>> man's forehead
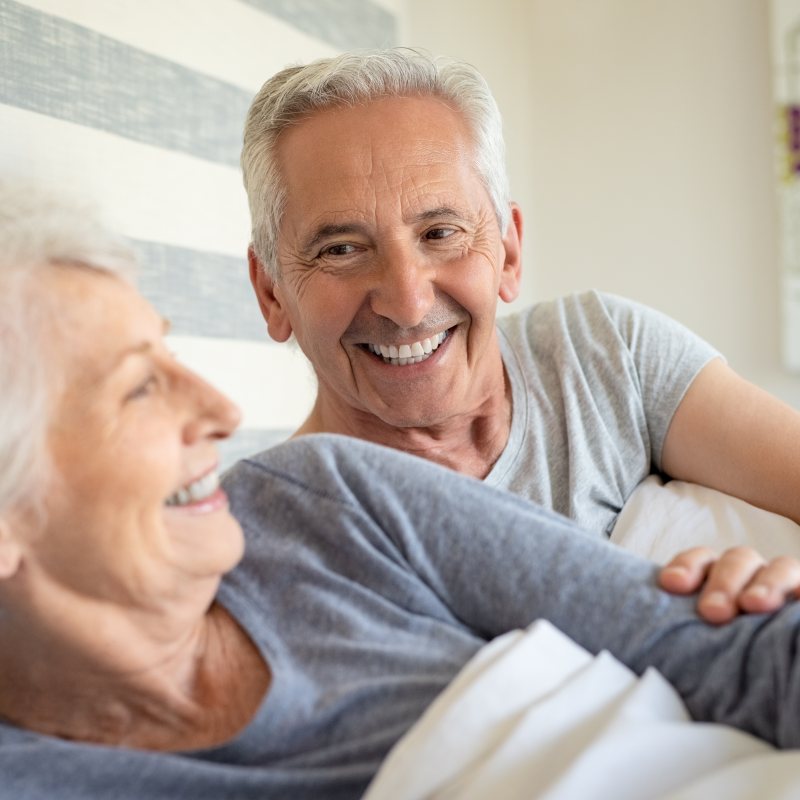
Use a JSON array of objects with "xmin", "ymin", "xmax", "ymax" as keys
[
  {"xmin": 277, "ymin": 96, "xmax": 475, "ymax": 174},
  {"xmin": 279, "ymin": 122, "xmax": 480, "ymax": 200},
  {"xmin": 295, "ymin": 93, "xmax": 467, "ymax": 132},
  {"xmin": 273, "ymin": 96, "xmax": 492, "ymax": 243}
]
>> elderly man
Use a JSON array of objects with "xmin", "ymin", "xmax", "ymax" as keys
[{"xmin": 241, "ymin": 49, "xmax": 800, "ymax": 616}]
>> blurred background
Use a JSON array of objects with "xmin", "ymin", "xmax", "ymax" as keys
[{"xmin": 1, "ymin": 0, "xmax": 798, "ymax": 462}]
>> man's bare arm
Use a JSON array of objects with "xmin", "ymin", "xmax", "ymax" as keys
[{"xmin": 662, "ymin": 357, "xmax": 800, "ymax": 524}]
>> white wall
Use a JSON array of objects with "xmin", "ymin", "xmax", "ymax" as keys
[{"xmin": 403, "ymin": 0, "xmax": 800, "ymax": 408}]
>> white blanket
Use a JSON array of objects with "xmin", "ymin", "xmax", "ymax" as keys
[{"xmin": 365, "ymin": 621, "xmax": 800, "ymax": 800}]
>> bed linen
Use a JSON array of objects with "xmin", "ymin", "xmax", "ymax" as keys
[
  {"xmin": 610, "ymin": 476, "xmax": 800, "ymax": 563},
  {"xmin": 364, "ymin": 621, "xmax": 800, "ymax": 799}
]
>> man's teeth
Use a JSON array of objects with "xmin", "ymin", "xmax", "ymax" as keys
[
  {"xmin": 164, "ymin": 471, "xmax": 219, "ymax": 507},
  {"xmin": 368, "ymin": 330, "xmax": 448, "ymax": 366}
]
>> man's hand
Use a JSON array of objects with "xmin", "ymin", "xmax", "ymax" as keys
[{"xmin": 659, "ymin": 546, "xmax": 800, "ymax": 624}]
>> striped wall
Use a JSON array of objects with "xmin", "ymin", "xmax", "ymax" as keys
[{"xmin": 0, "ymin": 0, "xmax": 400, "ymax": 467}]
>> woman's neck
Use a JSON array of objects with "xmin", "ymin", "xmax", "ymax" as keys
[{"xmin": 0, "ymin": 602, "xmax": 270, "ymax": 750}]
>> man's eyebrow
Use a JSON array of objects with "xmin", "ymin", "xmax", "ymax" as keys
[
  {"xmin": 299, "ymin": 208, "xmax": 468, "ymax": 254},
  {"xmin": 301, "ymin": 223, "xmax": 369, "ymax": 254},
  {"xmin": 411, "ymin": 206, "xmax": 469, "ymax": 224}
]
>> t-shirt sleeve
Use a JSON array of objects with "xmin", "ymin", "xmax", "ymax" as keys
[{"xmin": 595, "ymin": 292, "xmax": 721, "ymax": 472}]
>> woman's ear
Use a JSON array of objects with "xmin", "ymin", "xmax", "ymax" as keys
[
  {"xmin": 248, "ymin": 245, "xmax": 294, "ymax": 343},
  {"xmin": 0, "ymin": 519, "xmax": 22, "ymax": 580}
]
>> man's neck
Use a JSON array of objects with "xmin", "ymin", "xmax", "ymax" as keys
[{"xmin": 296, "ymin": 371, "xmax": 513, "ymax": 480}]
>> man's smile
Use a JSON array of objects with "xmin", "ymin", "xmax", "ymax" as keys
[{"xmin": 361, "ymin": 328, "xmax": 452, "ymax": 366}]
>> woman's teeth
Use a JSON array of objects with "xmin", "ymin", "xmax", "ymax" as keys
[
  {"xmin": 367, "ymin": 330, "xmax": 448, "ymax": 366},
  {"xmin": 164, "ymin": 471, "xmax": 219, "ymax": 507}
]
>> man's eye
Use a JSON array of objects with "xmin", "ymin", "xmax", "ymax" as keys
[
  {"xmin": 425, "ymin": 227, "xmax": 455, "ymax": 240},
  {"xmin": 321, "ymin": 243, "xmax": 357, "ymax": 257}
]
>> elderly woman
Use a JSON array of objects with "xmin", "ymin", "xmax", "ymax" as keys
[{"xmin": 3, "ymin": 179, "xmax": 800, "ymax": 799}]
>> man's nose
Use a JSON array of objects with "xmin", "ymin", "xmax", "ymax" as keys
[{"xmin": 368, "ymin": 245, "xmax": 435, "ymax": 329}]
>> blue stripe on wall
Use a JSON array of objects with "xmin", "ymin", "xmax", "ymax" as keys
[
  {"xmin": 0, "ymin": 0, "xmax": 251, "ymax": 166},
  {"xmin": 240, "ymin": 0, "xmax": 397, "ymax": 50},
  {"xmin": 220, "ymin": 428, "xmax": 291, "ymax": 470},
  {"xmin": 132, "ymin": 239, "xmax": 267, "ymax": 340}
]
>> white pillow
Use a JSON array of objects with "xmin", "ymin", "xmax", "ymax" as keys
[{"xmin": 611, "ymin": 477, "xmax": 800, "ymax": 564}]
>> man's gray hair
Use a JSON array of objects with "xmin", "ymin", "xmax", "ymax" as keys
[
  {"xmin": 0, "ymin": 177, "xmax": 136, "ymax": 520},
  {"xmin": 241, "ymin": 47, "xmax": 510, "ymax": 278}
]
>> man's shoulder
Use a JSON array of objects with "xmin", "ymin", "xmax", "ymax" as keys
[
  {"xmin": 497, "ymin": 290, "xmax": 631, "ymax": 350},
  {"xmin": 497, "ymin": 290, "xmax": 636, "ymax": 329}
]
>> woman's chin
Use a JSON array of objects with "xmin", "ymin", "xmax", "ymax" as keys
[{"xmin": 164, "ymin": 505, "xmax": 246, "ymax": 577}]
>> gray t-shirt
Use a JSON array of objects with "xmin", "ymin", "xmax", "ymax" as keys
[
  {"xmin": 492, "ymin": 291, "xmax": 719, "ymax": 534},
  {"xmin": 3, "ymin": 436, "xmax": 800, "ymax": 799}
]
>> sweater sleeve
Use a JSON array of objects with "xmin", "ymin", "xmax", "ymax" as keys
[{"xmin": 229, "ymin": 435, "xmax": 799, "ymax": 749}]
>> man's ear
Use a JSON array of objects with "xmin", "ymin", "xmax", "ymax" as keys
[
  {"xmin": 498, "ymin": 202, "xmax": 523, "ymax": 304},
  {"xmin": 0, "ymin": 519, "xmax": 22, "ymax": 580},
  {"xmin": 248, "ymin": 245, "xmax": 293, "ymax": 343}
]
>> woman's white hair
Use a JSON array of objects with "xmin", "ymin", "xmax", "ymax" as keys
[
  {"xmin": 241, "ymin": 47, "xmax": 510, "ymax": 279},
  {"xmin": 0, "ymin": 177, "xmax": 136, "ymax": 520}
]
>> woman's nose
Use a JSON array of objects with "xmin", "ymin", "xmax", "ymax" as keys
[{"xmin": 180, "ymin": 367, "xmax": 242, "ymax": 445}]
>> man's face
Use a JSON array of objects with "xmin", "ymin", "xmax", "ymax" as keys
[{"xmin": 255, "ymin": 94, "xmax": 521, "ymax": 429}]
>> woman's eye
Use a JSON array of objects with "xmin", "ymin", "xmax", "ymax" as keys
[{"xmin": 126, "ymin": 375, "xmax": 158, "ymax": 402}]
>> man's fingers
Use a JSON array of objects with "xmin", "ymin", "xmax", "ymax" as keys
[
  {"xmin": 738, "ymin": 556, "xmax": 800, "ymax": 613},
  {"xmin": 659, "ymin": 545, "xmax": 800, "ymax": 624},
  {"xmin": 658, "ymin": 546, "xmax": 718, "ymax": 594},
  {"xmin": 695, "ymin": 547, "xmax": 765, "ymax": 624}
]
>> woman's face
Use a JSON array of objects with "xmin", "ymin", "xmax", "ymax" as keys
[{"xmin": 22, "ymin": 266, "xmax": 244, "ymax": 608}]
